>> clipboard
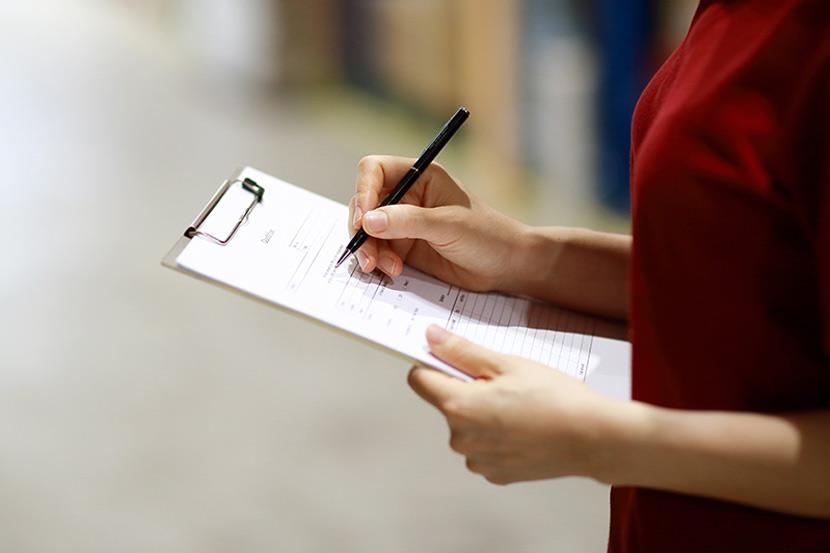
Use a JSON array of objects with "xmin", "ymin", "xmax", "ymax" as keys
[
  {"xmin": 162, "ymin": 167, "xmax": 476, "ymax": 382},
  {"xmin": 163, "ymin": 167, "xmax": 631, "ymax": 398}
]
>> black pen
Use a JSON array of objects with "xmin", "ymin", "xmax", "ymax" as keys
[{"xmin": 335, "ymin": 106, "xmax": 470, "ymax": 269}]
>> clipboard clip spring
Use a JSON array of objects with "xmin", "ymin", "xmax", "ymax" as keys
[{"xmin": 185, "ymin": 177, "xmax": 264, "ymax": 245}]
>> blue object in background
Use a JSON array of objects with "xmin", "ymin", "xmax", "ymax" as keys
[{"xmin": 594, "ymin": 0, "xmax": 653, "ymax": 212}]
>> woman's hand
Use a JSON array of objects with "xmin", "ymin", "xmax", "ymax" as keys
[
  {"xmin": 348, "ymin": 155, "xmax": 529, "ymax": 291},
  {"xmin": 411, "ymin": 326, "xmax": 830, "ymax": 518},
  {"xmin": 409, "ymin": 324, "xmax": 628, "ymax": 485}
]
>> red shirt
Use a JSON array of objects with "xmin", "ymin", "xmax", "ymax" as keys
[{"xmin": 611, "ymin": 1, "xmax": 830, "ymax": 551}]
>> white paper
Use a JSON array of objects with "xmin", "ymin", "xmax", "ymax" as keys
[{"xmin": 176, "ymin": 168, "xmax": 607, "ymax": 382}]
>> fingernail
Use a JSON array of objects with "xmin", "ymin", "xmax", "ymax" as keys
[
  {"xmin": 352, "ymin": 205, "xmax": 363, "ymax": 229},
  {"xmin": 356, "ymin": 250, "xmax": 369, "ymax": 271},
  {"xmin": 426, "ymin": 325, "xmax": 450, "ymax": 345},
  {"xmin": 363, "ymin": 211, "xmax": 388, "ymax": 233}
]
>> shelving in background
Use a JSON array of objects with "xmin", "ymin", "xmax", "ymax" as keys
[
  {"xmin": 109, "ymin": 0, "xmax": 699, "ymax": 217},
  {"xmin": 305, "ymin": 0, "xmax": 697, "ymax": 215}
]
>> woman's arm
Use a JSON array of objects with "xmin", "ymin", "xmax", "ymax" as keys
[
  {"xmin": 409, "ymin": 327, "xmax": 830, "ymax": 519},
  {"xmin": 598, "ymin": 402, "xmax": 830, "ymax": 518},
  {"xmin": 508, "ymin": 227, "xmax": 631, "ymax": 321}
]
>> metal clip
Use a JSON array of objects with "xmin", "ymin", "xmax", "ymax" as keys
[{"xmin": 185, "ymin": 177, "xmax": 264, "ymax": 245}]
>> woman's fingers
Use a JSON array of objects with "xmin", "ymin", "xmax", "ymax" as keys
[
  {"xmin": 362, "ymin": 204, "xmax": 463, "ymax": 245},
  {"xmin": 407, "ymin": 365, "xmax": 468, "ymax": 412},
  {"xmin": 355, "ymin": 237, "xmax": 379, "ymax": 272},
  {"xmin": 376, "ymin": 240, "xmax": 403, "ymax": 277},
  {"xmin": 425, "ymin": 325, "xmax": 507, "ymax": 379},
  {"xmin": 355, "ymin": 155, "xmax": 417, "ymax": 214},
  {"xmin": 347, "ymin": 194, "xmax": 359, "ymax": 233}
]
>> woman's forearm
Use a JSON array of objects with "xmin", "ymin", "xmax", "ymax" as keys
[
  {"xmin": 507, "ymin": 228, "xmax": 830, "ymax": 517},
  {"xmin": 508, "ymin": 226, "xmax": 631, "ymax": 321},
  {"xmin": 593, "ymin": 402, "xmax": 830, "ymax": 518}
]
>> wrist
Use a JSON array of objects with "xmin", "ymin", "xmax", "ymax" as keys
[
  {"xmin": 502, "ymin": 226, "xmax": 630, "ymax": 319},
  {"xmin": 503, "ymin": 225, "xmax": 568, "ymax": 297},
  {"xmin": 583, "ymin": 399, "xmax": 656, "ymax": 485}
]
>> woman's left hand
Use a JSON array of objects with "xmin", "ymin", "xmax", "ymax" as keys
[
  {"xmin": 409, "ymin": 325, "xmax": 623, "ymax": 485},
  {"xmin": 412, "ymin": 326, "xmax": 830, "ymax": 518}
]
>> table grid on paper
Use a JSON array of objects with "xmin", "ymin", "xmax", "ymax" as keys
[{"xmin": 445, "ymin": 290, "xmax": 595, "ymax": 379}]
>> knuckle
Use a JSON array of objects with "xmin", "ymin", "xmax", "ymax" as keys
[
  {"xmin": 449, "ymin": 432, "xmax": 470, "ymax": 454},
  {"xmin": 482, "ymin": 355, "xmax": 500, "ymax": 374},
  {"xmin": 443, "ymin": 399, "xmax": 476, "ymax": 427},
  {"xmin": 440, "ymin": 398, "xmax": 461, "ymax": 418},
  {"xmin": 485, "ymin": 474, "xmax": 510, "ymax": 486},
  {"xmin": 356, "ymin": 157, "xmax": 381, "ymax": 193},
  {"xmin": 392, "ymin": 205, "xmax": 418, "ymax": 230},
  {"xmin": 360, "ymin": 241, "xmax": 379, "ymax": 264},
  {"xmin": 465, "ymin": 457, "xmax": 481, "ymax": 473},
  {"xmin": 357, "ymin": 155, "xmax": 376, "ymax": 172},
  {"xmin": 445, "ymin": 336, "xmax": 473, "ymax": 361},
  {"xmin": 377, "ymin": 205, "xmax": 396, "ymax": 223},
  {"xmin": 397, "ymin": 203, "xmax": 418, "ymax": 216},
  {"xmin": 426, "ymin": 161, "xmax": 446, "ymax": 178},
  {"xmin": 441, "ymin": 397, "xmax": 471, "ymax": 421}
]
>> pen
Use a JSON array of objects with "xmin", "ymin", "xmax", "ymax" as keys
[{"xmin": 335, "ymin": 106, "xmax": 470, "ymax": 269}]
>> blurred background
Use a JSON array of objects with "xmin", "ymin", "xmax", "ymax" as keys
[{"xmin": 0, "ymin": 1, "xmax": 696, "ymax": 551}]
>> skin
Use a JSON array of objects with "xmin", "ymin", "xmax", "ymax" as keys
[{"xmin": 349, "ymin": 155, "xmax": 830, "ymax": 519}]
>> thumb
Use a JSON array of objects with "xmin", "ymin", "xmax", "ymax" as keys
[
  {"xmin": 425, "ymin": 325, "xmax": 505, "ymax": 379},
  {"xmin": 362, "ymin": 205, "xmax": 463, "ymax": 244},
  {"xmin": 407, "ymin": 365, "xmax": 467, "ymax": 412}
]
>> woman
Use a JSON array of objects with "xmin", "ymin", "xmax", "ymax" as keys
[{"xmin": 348, "ymin": 1, "xmax": 830, "ymax": 550}]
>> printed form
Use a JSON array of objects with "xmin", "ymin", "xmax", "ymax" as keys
[{"xmin": 175, "ymin": 168, "xmax": 604, "ymax": 382}]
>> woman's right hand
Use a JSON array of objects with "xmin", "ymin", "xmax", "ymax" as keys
[{"xmin": 347, "ymin": 155, "xmax": 530, "ymax": 292}]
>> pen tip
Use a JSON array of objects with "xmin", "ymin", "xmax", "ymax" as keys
[{"xmin": 335, "ymin": 249, "xmax": 350, "ymax": 268}]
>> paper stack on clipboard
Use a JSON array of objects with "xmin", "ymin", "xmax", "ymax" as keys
[{"xmin": 163, "ymin": 167, "xmax": 630, "ymax": 397}]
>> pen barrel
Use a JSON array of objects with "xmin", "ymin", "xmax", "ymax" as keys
[
  {"xmin": 346, "ymin": 107, "xmax": 468, "ymax": 258},
  {"xmin": 379, "ymin": 167, "xmax": 421, "ymax": 207},
  {"xmin": 346, "ymin": 229, "xmax": 368, "ymax": 252},
  {"xmin": 413, "ymin": 107, "xmax": 469, "ymax": 171}
]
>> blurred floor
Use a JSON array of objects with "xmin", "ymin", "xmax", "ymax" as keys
[{"xmin": 0, "ymin": 1, "xmax": 611, "ymax": 551}]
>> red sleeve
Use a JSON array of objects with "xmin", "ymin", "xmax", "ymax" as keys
[
  {"xmin": 788, "ymin": 37, "xmax": 830, "ymax": 361},
  {"xmin": 818, "ymin": 67, "xmax": 830, "ymax": 358}
]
